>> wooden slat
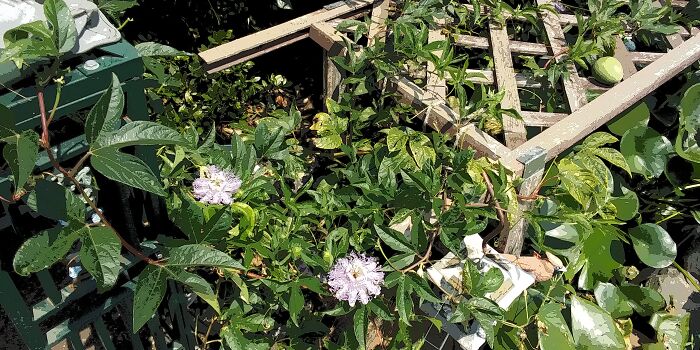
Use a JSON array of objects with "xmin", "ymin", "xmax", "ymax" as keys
[
  {"xmin": 489, "ymin": 23, "xmax": 527, "ymax": 147},
  {"xmin": 310, "ymin": 22, "xmax": 347, "ymax": 54},
  {"xmin": 459, "ymin": 69, "xmax": 545, "ymax": 88},
  {"xmin": 628, "ymin": 51, "xmax": 665, "ymax": 65},
  {"xmin": 613, "ymin": 36, "xmax": 639, "ymax": 79},
  {"xmin": 579, "ymin": 77, "xmax": 610, "ymax": 92},
  {"xmin": 311, "ymin": 22, "xmax": 348, "ymax": 102},
  {"xmin": 504, "ymin": 33, "xmax": 700, "ymax": 165},
  {"xmin": 455, "ymin": 34, "xmax": 549, "ymax": 55},
  {"xmin": 426, "ymin": 23, "xmax": 447, "ymax": 102},
  {"xmin": 367, "ymin": 0, "xmax": 393, "ymax": 46},
  {"xmin": 538, "ymin": 0, "xmax": 587, "ymax": 112},
  {"xmin": 520, "ymin": 111, "xmax": 568, "ymax": 126},
  {"xmin": 199, "ymin": 0, "xmax": 373, "ymax": 73}
]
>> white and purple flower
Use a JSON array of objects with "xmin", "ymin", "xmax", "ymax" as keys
[
  {"xmin": 192, "ymin": 165, "xmax": 242, "ymax": 205},
  {"xmin": 327, "ymin": 252, "xmax": 384, "ymax": 307}
]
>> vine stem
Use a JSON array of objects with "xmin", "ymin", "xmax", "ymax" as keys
[
  {"xmin": 480, "ymin": 171, "xmax": 508, "ymax": 248},
  {"xmin": 36, "ymin": 89, "xmax": 160, "ymax": 266},
  {"xmin": 400, "ymin": 172, "xmax": 450, "ymax": 273}
]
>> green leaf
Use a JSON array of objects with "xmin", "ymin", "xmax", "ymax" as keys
[
  {"xmin": 407, "ymin": 273, "xmax": 441, "ymax": 303},
  {"xmin": 571, "ymin": 295, "xmax": 626, "ymax": 350},
  {"xmin": 171, "ymin": 193, "xmax": 204, "ymax": 241},
  {"xmin": 230, "ymin": 133, "xmax": 257, "ymax": 181},
  {"xmin": 383, "ymin": 128, "xmax": 409, "ymax": 152},
  {"xmin": 676, "ymin": 83, "xmax": 700, "ymax": 162},
  {"xmin": 610, "ymin": 181, "xmax": 639, "ymax": 221},
  {"xmin": 132, "ymin": 265, "xmax": 167, "ymax": 332},
  {"xmin": 461, "ymin": 259, "xmax": 478, "ymax": 295},
  {"xmin": 607, "ymin": 102, "xmax": 650, "ymax": 136},
  {"xmin": 13, "ymin": 224, "xmax": 84, "ymax": 275},
  {"xmin": 85, "ymin": 74, "xmax": 124, "ymax": 145},
  {"xmin": 97, "ymin": 0, "xmax": 138, "ymax": 18},
  {"xmin": 618, "ymin": 285, "xmax": 665, "ymax": 316},
  {"xmin": 647, "ymin": 312, "xmax": 690, "ymax": 350},
  {"xmin": 374, "ymin": 225, "xmax": 414, "ymax": 253},
  {"xmin": 354, "ymin": 305, "xmax": 368, "ymax": 350},
  {"xmin": 467, "ymin": 297, "xmax": 504, "ymax": 347},
  {"xmin": 476, "ymin": 267, "xmax": 504, "ymax": 295},
  {"xmin": 557, "ymin": 158, "xmax": 598, "ymax": 208},
  {"xmin": 289, "ymin": 282, "xmax": 304, "ymax": 326},
  {"xmin": 1, "ymin": 21, "xmax": 57, "ymax": 65},
  {"xmin": 93, "ymin": 121, "xmax": 187, "ymax": 150},
  {"xmin": 134, "ymin": 42, "xmax": 188, "ymax": 57},
  {"xmin": 3, "ymin": 130, "xmax": 39, "ymax": 192},
  {"xmin": 582, "ymin": 132, "xmax": 618, "ymax": 149},
  {"xmin": 396, "ymin": 275, "xmax": 412, "ymax": 325},
  {"xmin": 253, "ymin": 122, "xmax": 286, "ymax": 157},
  {"xmin": 0, "ymin": 104, "xmax": 18, "ymax": 139},
  {"xmin": 44, "ymin": 0, "xmax": 77, "ymax": 54},
  {"xmin": 628, "ymin": 223, "xmax": 677, "ymax": 268},
  {"xmin": 166, "ymin": 244, "xmax": 244, "ymax": 269},
  {"xmin": 620, "ymin": 127, "xmax": 673, "ymax": 178},
  {"xmin": 200, "ymin": 207, "xmax": 232, "ymax": 244},
  {"xmin": 221, "ymin": 327, "xmax": 251, "ymax": 350},
  {"xmin": 408, "ymin": 132, "xmax": 436, "ymax": 168},
  {"xmin": 591, "ymin": 147, "xmax": 631, "ymax": 176},
  {"xmin": 593, "ymin": 282, "xmax": 634, "ymax": 318},
  {"xmin": 79, "ymin": 226, "xmax": 122, "ymax": 291},
  {"xmin": 91, "ymin": 147, "xmax": 166, "ymax": 196},
  {"xmin": 570, "ymin": 225, "xmax": 625, "ymax": 290},
  {"xmin": 26, "ymin": 179, "xmax": 84, "ymax": 221},
  {"xmin": 310, "ymin": 112, "xmax": 347, "ymax": 149},
  {"xmin": 167, "ymin": 267, "xmax": 220, "ymax": 314},
  {"xmin": 537, "ymin": 302, "xmax": 575, "ymax": 350},
  {"xmin": 230, "ymin": 202, "xmax": 256, "ymax": 239}
]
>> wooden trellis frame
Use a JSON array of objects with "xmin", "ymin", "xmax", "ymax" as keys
[{"xmin": 199, "ymin": 0, "xmax": 700, "ymax": 255}]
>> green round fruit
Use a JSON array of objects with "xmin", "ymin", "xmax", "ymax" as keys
[{"xmin": 592, "ymin": 56, "xmax": 624, "ymax": 85}]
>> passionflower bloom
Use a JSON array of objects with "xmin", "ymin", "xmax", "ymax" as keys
[
  {"xmin": 327, "ymin": 252, "xmax": 384, "ymax": 307},
  {"xmin": 192, "ymin": 165, "xmax": 242, "ymax": 205}
]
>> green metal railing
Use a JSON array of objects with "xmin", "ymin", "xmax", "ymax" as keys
[{"xmin": 0, "ymin": 39, "xmax": 196, "ymax": 350}]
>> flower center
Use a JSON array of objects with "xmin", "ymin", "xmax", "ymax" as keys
[{"xmin": 349, "ymin": 264, "xmax": 364, "ymax": 279}]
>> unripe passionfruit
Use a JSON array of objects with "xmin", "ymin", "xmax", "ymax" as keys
[{"xmin": 592, "ymin": 56, "xmax": 624, "ymax": 85}]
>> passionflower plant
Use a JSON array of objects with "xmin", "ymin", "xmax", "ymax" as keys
[
  {"xmin": 192, "ymin": 165, "xmax": 242, "ymax": 205},
  {"xmin": 327, "ymin": 252, "xmax": 384, "ymax": 307}
]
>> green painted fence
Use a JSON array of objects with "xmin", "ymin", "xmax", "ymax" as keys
[{"xmin": 0, "ymin": 40, "xmax": 197, "ymax": 350}]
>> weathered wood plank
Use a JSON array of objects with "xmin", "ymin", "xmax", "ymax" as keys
[
  {"xmin": 455, "ymin": 34, "xmax": 549, "ymax": 55},
  {"xmin": 311, "ymin": 22, "xmax": 348, "ymax": 103},
  {"xmin": 489, "ymin": 22, "xmax": 527, "ymax": 147},
  {"xmin": 367, "ymin": 0, "xmax": 393, "ymax": 46},
  {"xmin": 628, "ymin": 51, "xmax": 665, "ymax": 65},
  {"xmin": 502, "ymin": 147, "xmax": 546, "ymax": 255},
  {"xmin": 504, "ymin": 33, "xmax": 700, "ymax": 164},
  {"xmin": 426, "ymin": 23, "xmax": 448, "ymax": 103},
  {"xmin": 310, "ymin": 22, "xmax": 347, "ymax": 54},
  {"xmin": 520, "ymin": 111, "xmax": 568, "ymax": 126},
  {"xmin": 538, "ymin": 0, "xmax": 587, "ymax": 112},
  {"xmin": 199, "ymin": 0, "xmax": 373, "ymax": 73},
  {"xmin": 614, "ymin": 36, "xmax": 639, "ymax": 79},
  {"xmin": 449, "ymin": 69, "xmax": 545, "ymax": 88}
]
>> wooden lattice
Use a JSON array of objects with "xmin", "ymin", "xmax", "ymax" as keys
[{"xmin": 199, "ymin": 0, "xmax": 700, "ymax": 254}]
